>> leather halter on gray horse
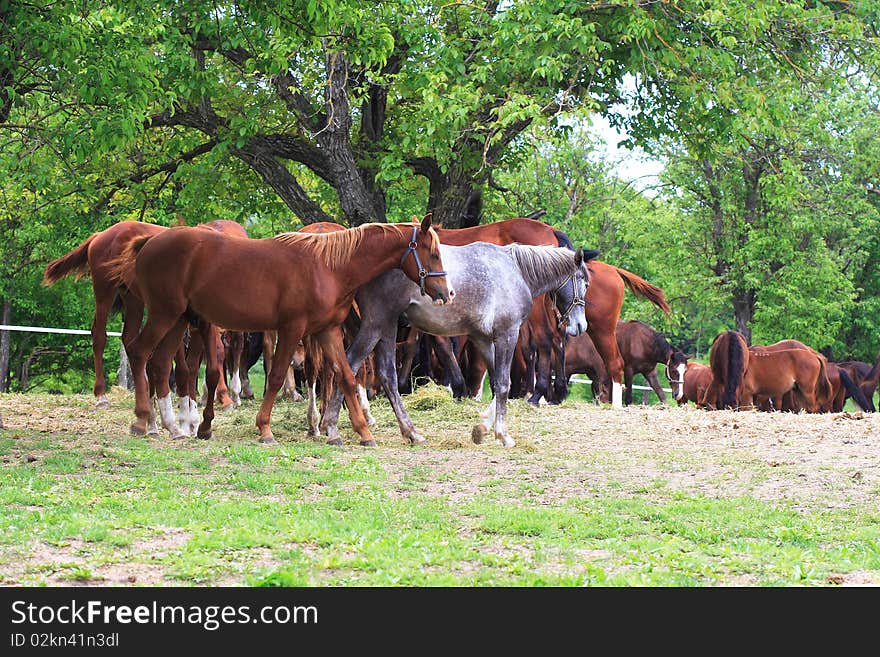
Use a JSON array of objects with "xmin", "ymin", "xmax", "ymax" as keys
[{"xmin": 318, "ymin": 242, "xmax": 599, "ymax": 447}]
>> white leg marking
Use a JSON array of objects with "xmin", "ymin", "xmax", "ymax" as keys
[
  {"xmin": 612, "ymin": 381, "xmax": 623, "ymax": 409},
  {"xmin": 358, "ymin": 384, "xmax": 376, "ymax": 426},
  {"xmin": 157, "ymin": 393, "xmax": 183, "ymax": 437},
  {"xmin": 473, "ymin": 372, "xmax": 487, "ymax": 401},
  {"xmin": 147, "ymin": 397, "xmax": 159, "ymax": 436},
  {"xmin": 481, "ymin": 395, "xmax": 497, "ymax": 432},
  {"xmin": 178, "ymin": 396, "xmax": 192, "ymax": 436},
  {"xmin": 230, "ymin": 368, "xmax": 242, "ymax": 407},
  {"xmin": 307, "ymin": 381, "xmax": 320, "ymax": 437},
  {"xmin": 95, "ymin": 394, "xmax": 110, "ymax": 409},
  {"xmin": 188, "ymin": 397, "xmax": 200, "ymax": 435},
  {"xmin": 676, "ymin": 364, "xmax": 685, "ymax": 401}
]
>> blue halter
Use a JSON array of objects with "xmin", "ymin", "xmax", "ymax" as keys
[{"xmin": 400, "ymin": 226, "xmax": 447, "ymax": 296}]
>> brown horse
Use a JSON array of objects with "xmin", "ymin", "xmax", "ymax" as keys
[
  {"xmin": 564, "ymin": 330, "xmax": 607, "ymax": 402},
  {"xmin": 835, "ymin": 353, "xmax": 880, "ymax": 412},
  {"xmin": 108, "ymin": 217, "xmax": 451, "ymax": 445},
  {"xmin": 42, "ymin": 220, "xmax": 247, "ymax": 423},
  {"xmin": 705, "ymin": 331, "xmax": 749, "ymax": 410},
  {"xmin": 668, "ymin": 362, "xmax": 713, "ymax": 407},
  {"xmin": 706, "ymin": 332, "xmax": 831, "ymax": 411},
  {"xmin": 435, "ymin": 219, "xmax": 671, "ymax": 408},
  {"xmin": 754, "ymin": 341, "xmax": 871, "ymax": 413},
  {"xmin": 616, "ymin": 319, "xmax": 685, "ymax": 405}
]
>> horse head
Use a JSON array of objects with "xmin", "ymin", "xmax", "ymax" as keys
[
  {"xmin": 553, "ymin": 247, "xmax": 599, "ymax": 337},
  {"xmin": 665, "ymin": 349, "xmax": 690, "ymax": 401},
  {"xmin": 400, "ymin": 214, "xmax": 455, "ymax": 306}
]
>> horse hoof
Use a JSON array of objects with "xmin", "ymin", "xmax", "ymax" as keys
[
  {"xmin": 307, "ymin": 428, "xmax": 320, "ymax": 438},
  {"xmin": 471, "ymin": 425, "xmax": 487, "ymax": 444},
  {"xmin": 258, "ymin": 436, "xmax": 277, "ymax": 445},
  {"xmin": 129, "ymin": 424, "xmax": 146, "ymax": 436},
  {"xmin": 95, "ymin": 398, "xmax": 111, "ymax": 410},
  {"xmin": 409, "ymin": 433, "xmax": 426, "ymax": 445},
  {"xmin": 359, "ymin": 439, "xmax": 377, "ymax": 447},
  {"xmin": 171, "ymin": 432, "xmax": 188, "ymax": 441},
  {"xmin": 197, "ymin": 429, "xmax": 213, "ymax": 440},
  {"xmin": 497, "ymin": 436, "xmax": 516, "ymax": 448},
  {"xmin": 326, "ymin": 437, "xmax": 343, "ymax": 446}
]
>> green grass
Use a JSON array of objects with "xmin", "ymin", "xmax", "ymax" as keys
[{"xmin": 1, "ymin": 388, "xmax": 879, "ymax": 586}]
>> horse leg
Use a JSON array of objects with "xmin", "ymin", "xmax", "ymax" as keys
[
  {"xmin": 589, "ymin": 327, "xmax": 625, "ymax": 409},
  {"xmin": 255, "ymin": 326, "xmax": 304, "ymax": 444},
  {"xmin": 150, "ymin": 320, "xmax": 190, "ymax": 440},
  {"xmin": 211, "ymin": 330, "xmax": 234, "ymax": 410},
  {"xmin": 396, "ymin": 327, "xmax": 421, "ymax": 393},
  {"xmin": 226, "ymin": 331, "xmax": 244, "ymax": 407},
  {"xmin": 528, "ymin": 333, "xmax": 553, "ymax": 406},
  {"xmin": 126, "ymin": 312, "xmax": 181, "ymax": 437},
  {"xmin": 551, "ymin": 339, "xmax": 568, "ymax": 404},
  {"xmin": 490, "ymin": 331, "xmax": 517, "ymax": 447},
  {"xmin": 432, "ymin": 335, "xmax": 467, "ymax": 399},
  {"xmin": 196, "ymin": 322, "xmax": 222, "ymax": 440},
  {"xmin": 172, "ymin": 341, "xmax": 197, "ymax": 437},
  {"xmin": 623, "ymin": 366, "xmax": 635, "ymax": 406},
  {"xmin": 90, "ymin": 283, "xmax": 114, "ymax": 409},
  {"xmin": 314, "ymin": 326, "xmax": 375, "ymax": 446},
  {"xmin": 646, "ymin": 368, "xmax": 667, "ymax": 405},
  {"xmin": 374, "ymin": 335, "xmax": 424, "ymax": 444},
  {"xmin": 355, "ymin": 364, "xmax": 376, "ymax": 427},
  {"xmin": 469, "ymin": 338, "xmax": 498, "ymax": 445},
  {"xmin": 304, "ymin": 339, "xmax": 322, "ymax": 437}
]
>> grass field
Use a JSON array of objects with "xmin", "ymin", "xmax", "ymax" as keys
[{"xmin": 2, "ymin": 384, "xmax": 879, "ymax": 586}]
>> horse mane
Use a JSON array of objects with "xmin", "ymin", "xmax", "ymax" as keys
[
  {"xmin": 552, "ymin": 229, "xmax": 575, "ymax": 250},
  {"xmin": 508, "ymin": 245, "xmax": 578, "ymax": 292},
  {"xmin": 650, "ymin": 329, "xmax": 672, "ymax": 361},
  {"xmin": 273, "ymin": 223, "xmax": 406, "ymax": 270}
]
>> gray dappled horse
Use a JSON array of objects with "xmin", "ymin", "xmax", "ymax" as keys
[{"xmin": 318, "ymin": 242, "xmax": 598, "ymax": 447}]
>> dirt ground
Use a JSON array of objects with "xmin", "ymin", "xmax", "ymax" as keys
[
  {"xmin": 2, "ymin": 387, "xmax": 879, "ymax": 585},
  {"xmin": 3, "ymin": 386, "xmax": 878, "ymax": 508}
]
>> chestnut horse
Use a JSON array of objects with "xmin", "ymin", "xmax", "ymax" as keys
[
  {"xmin": 42, "ymin": 220, "xmax": 247, "ymax": 424},
  {"xmin": 434, "ymin": 219, "xmax": 671, "ymax": 408},
  {"xmin": 108, "ymin": 217, "xmax": 451, "ymax": 445},
  {"xmin": 667, "ymin": 361, "xmax": 713, "ymax": 407},
  {"xmin": 706, "ymin": 331, "xmax": 831, "ymax": 411}
]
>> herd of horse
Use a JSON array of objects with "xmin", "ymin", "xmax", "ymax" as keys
[{"xmin": 41, "ymin": 207, "xmax": 878, "ymax": 448}]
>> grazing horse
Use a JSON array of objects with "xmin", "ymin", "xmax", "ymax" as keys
[
  {"xmin": 108, "ymin": 217, "xmax": 452, "ymax": 445},
  {"xmin": 706, "ymin": 332, "xmax": 831, "ymax": 411},
  {"xmin": 42, "ymin": 219, "xmax": 247, "ymax": 424},
  {"xmin": 666, "ymin": 360, "xmax": 713, "ymax": 407},
  {"xmin": 705, "ymin": 331, "xmax": 749, "ymax": 410},
  {"xmin": 835, "ymin": 353, "xmax": 880, "ymax": 412},
  {"xmin": 433, "ymin": 218, "xmax": 670, "ymax": 409},
  {"xmin": 320, "ymin": 242, "xmax": 596, "ymax": 447},
  {"xmin": 754, "ymin": 341, "xmax": 871, "ymax": 413}
]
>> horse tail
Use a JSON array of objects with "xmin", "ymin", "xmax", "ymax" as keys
[
  {"xmin": 815, "ymin": 356, "xmax": 833, "ymax": 409},
  {"xmin": 106, "ymin": 234, "xmax": 153, "ymax": 289},
  {"xmin": 613, "ymin": 266, "xmax": 671, "ymax": 314},
  {"xmin": 710, "ymin": 331, "xmax": 745, "ymax": 410},
  {"xmin": 839, "ymin": 369, "xmax": 873, "ymax": 412},
  {"xmin": 42, "ymin": 234, "xmax": 96, "ymax": 285}
]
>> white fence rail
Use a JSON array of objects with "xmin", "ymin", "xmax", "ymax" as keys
[
  {"xmin": 568, "ymin": 375, "xmax": 672, "ymax": 394},
  {"xmin": 0, "ymin": 324, "xmax": 121, "ymax": 337}
]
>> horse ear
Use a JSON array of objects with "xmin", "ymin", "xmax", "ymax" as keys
[
  {"xmin": 686, "ymin": 353, "xmax": 695, "ymax": 359},
  {"xmin": 420, "ymin": 213, "xmax": 433, "ymax": 233},
  {"xmin": 574, "ymin": 247, "xmax": 584, "ymax": 267}
]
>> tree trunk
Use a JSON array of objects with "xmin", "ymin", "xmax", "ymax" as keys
[
  {"xmin": 0, "ymin": 299, "xmax": 10, "ymax": 392},
  {"xmin": 117, "ymin": 342, "xmax": 134, "ymax": 391},
  {"xmin": 733, "ymin": 288, "xmax": 755, "ymax": 345}
]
